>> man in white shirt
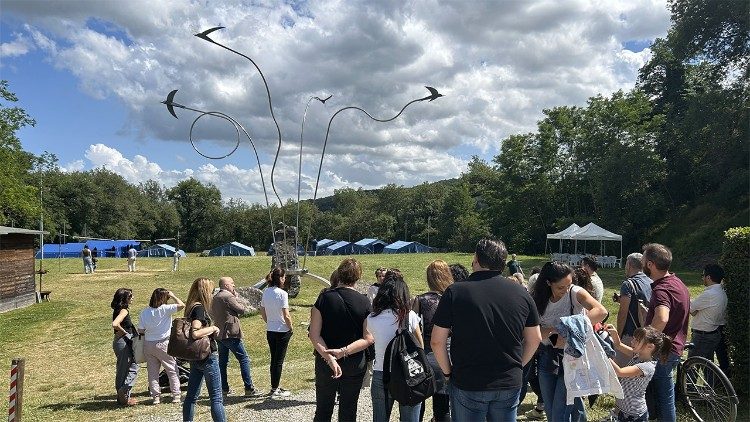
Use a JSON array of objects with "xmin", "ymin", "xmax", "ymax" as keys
[
  {"xmin": 689, "ymin": 264, "xmax": 728, "ymax": 371},
  {"xmin": 127, "ymin": 246, "xmax": 137, "ymax": 272}
]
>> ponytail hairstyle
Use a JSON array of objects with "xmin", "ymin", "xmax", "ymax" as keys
[
  {"xmin": 266, "ymin": 266, "xmax": 286, "ymax": 288},
  {"xmin": 532, "ymin": 261, "xmax": 574, "ymax": 316},
  {"xmin": 633, "ymin": 326, "xmax": 674, "ymax": 363}
]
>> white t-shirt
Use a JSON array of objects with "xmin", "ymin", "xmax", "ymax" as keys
[
  {"xmin": 128, "ymin": 248, "xmax": 137, "ymax": 259},
  {"xmin": 367, "ymin": 310, "xmax": 420, "ymax": 372},
  {"xmin": 261, "ymin": 286, "xmax": 290, "ymax": 333},
  {"xmin": 690, "ymin": 284, "xmax": 727, "ymax": 331},
  {"xmin": 590, "ymin": 273, "xmax": 604, "ymax": 302},
  {"xmin": 540, "ymin": 285, "xmax": 586, "ymax": 345},
  {"xmin": 138, "ymin": 304, "xmax": 180, "ymax": 341}
]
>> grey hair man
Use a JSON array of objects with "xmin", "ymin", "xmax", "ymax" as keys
[
  {"xmin": 612, "ymin": 253, "xmax": 653, "ymax": 365},
  {"xmin": 211, "ymin": 276, "xmax": 258, "ymax": 397}
]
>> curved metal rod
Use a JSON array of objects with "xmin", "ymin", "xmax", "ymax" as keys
[
  {"xmin": 302, "ymin": 87, "xmax": 443, "ymax": 261},
  {"xmin": 298, "ymin": 95, "xmax": 331, "ymax": 268},
  {"xmin": 195, "ymin": 27, "xmax": 285, "ymax": 210},
  {"xmin": 161, "ymin": 91, "xmax": 276, "ymax": 243}
]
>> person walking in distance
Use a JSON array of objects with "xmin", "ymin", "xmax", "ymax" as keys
[
  {"xmin": 211, "ymin": 277, "xmax": 258, "ymax": 398},
  {"xmin": 127, "ymin": 245, "xmax": 138, "ymax": 272},
  {"xmin": 432, "ymin": 238, "xmax": 542, "ymax": 421},
  {"xmin": 641, "ymin": 243, "xmax": 689, "ymax": 422},
  {"xmin": 82, "ymin": 245, "xmax": 94, "ymax": 273}
]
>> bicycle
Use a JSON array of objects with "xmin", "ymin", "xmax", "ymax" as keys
[{"xmin": 676, "ymin": 344, "xmax": 738, "ymax": 422}]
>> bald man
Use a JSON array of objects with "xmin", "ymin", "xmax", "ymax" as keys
[{"xmin": 211, "ymin": 277, "xmax": 258, "ymax": 397}]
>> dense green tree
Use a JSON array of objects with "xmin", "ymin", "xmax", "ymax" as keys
[
  {"xmin": 0, "ymin": 80, "xmax": 38, "ymax": 225},
  {"xmin": 167, "ymin": 178, "xmax": 222, "ymax": 252}
]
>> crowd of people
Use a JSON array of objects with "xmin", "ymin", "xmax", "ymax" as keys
[{"xmin": 108, "ymin": 238, "xmax": 729, "ymax": 422}]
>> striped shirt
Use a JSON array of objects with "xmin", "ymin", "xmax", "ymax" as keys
[{"xmin": 616, "ymin": 356, "xmax": 656, "ymax": 417}]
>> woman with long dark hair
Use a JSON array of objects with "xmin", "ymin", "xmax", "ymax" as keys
[
  {"xmin": 138, "ymin": 288, "xmax": 185, "ymax": 405},
  {"xmin": 532, "ymin": 261, "xmax": 608, "ymax": 422},
  {"xmin": 309, "ymin": 258, "xmax": 374, "ymax": 421},
  {"xmin": 366, "ymin": 269, "xmax": 423, "ymax": 422},
  {"xmin": 111, "ymin": 288, "xmax": 139, "ymax": 406},
  {"xmin": 260, "ymin": 266, "xmax": 293, "ymax": 397},
  {"xmin": 182, "ymin": 278, "xmax": 225, "ymax": 422}
]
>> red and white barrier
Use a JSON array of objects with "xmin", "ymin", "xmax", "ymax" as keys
[{"xmin": 8, "ymin": 358, "xmax": 24, "ymax": 422}]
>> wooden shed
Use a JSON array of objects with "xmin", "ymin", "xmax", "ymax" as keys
[{"xmin": 0, "ymin": 226, "xmax": 47, "ymax": 313}]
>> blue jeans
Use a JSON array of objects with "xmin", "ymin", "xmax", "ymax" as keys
[
  {"xmin": 217, "ymin": 337, "xmax": 254, "ymax": 391},
  {"xmin": 651, "ymin": 353, "xmax": 679, "ymax": 422},
  {"xmin": 371, "ymin": 370, "xmax": 420, "ymax": 422},
  {"xmin": 449, "ymin": 382, "xmax": 521, "ymax": 422},
  {"xmin": 538, "ymin": 346, "xmax": 585, "ymax": 422},
  {"xmin": 183, "ymin": 353, "xmax": 226, "ymax": 422}
]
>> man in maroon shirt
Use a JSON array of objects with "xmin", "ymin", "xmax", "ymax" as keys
[{"xmin": 642, "ymin": 243, "xmax": 689, "ymax": 422}]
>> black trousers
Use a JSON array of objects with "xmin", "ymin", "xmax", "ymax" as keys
[
  {"xmin": 520, "ymin": 352, "xmax": 543, "ymax": 405},
  {"xmin": 266, "ymin": 330, "xmax": 292, "ymax": 389},
  {"xmin": 313, "ymin": 354, "xmax": 365, "ymax": 422}
]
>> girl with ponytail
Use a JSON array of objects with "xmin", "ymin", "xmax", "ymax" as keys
[
  {"xmin": 606, "ymin": 325, "xmax": 672, "ymax": 421},
  {"xmin": 260, "ymin": 266, "xmax": 294, "ymax": 397}
]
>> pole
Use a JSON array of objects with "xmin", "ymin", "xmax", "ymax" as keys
[
  {"xmin": 9, "ymin": 358, "xmax": 25, "ymax": 422},
  {"xmin": 38, "ymin": 166, "xmax": 43, "ymax": 299}
]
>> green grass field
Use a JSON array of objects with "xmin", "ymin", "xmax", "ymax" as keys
[{"xmin": 0, "ymin": 254, "xmax": 724, "ymax": 421}]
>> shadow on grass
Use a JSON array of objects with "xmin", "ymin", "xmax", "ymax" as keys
[
  {"xmin": 245, "ymin": 397, "xmax": 316, "ymax": 411},
  {"xmin": 39, "ymin": 391, "xmax": 156, "ymax": 413}
]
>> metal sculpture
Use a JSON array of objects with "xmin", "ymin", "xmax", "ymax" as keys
[{"xmin": 162, "ymin": 26, "xmax": 443, "ymax": 297}]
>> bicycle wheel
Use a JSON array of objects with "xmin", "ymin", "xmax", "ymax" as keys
[{"xmin": 679, "ymin": 356, "xmax": 738, "ymax": 422}]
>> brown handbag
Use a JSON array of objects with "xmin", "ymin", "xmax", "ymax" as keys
[{"xmin": 167, "ymin": 304, "xmax": 212, "ymax": 361}]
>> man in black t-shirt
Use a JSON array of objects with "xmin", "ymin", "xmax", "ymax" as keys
[{"xmin": 431, "ymin": 238, "xmax": 541, "ymax": 421}]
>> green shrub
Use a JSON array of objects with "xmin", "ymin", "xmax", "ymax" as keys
[{"xmin": 720, "ymin": 227, "xmax": 749, "ymax": 395}]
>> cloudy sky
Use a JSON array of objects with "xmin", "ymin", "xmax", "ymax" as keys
[{"xmin": 1, "ymin": 0, "xmax": 670, "ymax": 205}]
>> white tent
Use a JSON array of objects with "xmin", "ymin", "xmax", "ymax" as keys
[
  {"xmin": 546, "ymin": 222, "xmax": 623, "ymax": 262},
  {"xmin": 545, "ymin": 223, "xmax": 581, "ymax": 253},
  {"xmin": 571, "ymin": 222, "xmax": 623, "ymax": 258}
]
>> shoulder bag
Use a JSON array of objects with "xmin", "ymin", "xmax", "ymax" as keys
[
  {"xmin": 167, "ymin": 303, "xmax": 212, "ymax": 361},
  {"xmin": 334, "ymin": 290, "xmax": 375, "ymax": 362},
  {"xmin": 131, "ymin": 333, "xmax": 146, "ymax": 364}
]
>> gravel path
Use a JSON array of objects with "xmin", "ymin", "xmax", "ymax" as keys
[{"xmin": 135, "ymin": 387, "xmax": 433, "ymax": 422}]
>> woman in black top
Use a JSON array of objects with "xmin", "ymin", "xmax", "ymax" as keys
[
  {"xmin": 111, "ymin": 288, "xmax": 139, "ymax": 406},
  {"xmin": 309, "ymin": 258, "xmax": 374, "ymax": 422},
  {"xmin": 413, "ymin": 260, "xmax": 453, "ymax": 422},
  {"xmin": 182, "ymin": 278, "xmax": 225, "ymax": 422}
]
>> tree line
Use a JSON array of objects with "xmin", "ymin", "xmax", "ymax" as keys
[{"xmin": 1, "ymin": 0, "xmax": 746, "ymax": 259}]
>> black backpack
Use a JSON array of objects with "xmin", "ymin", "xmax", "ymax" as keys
[{"xmin": 382, "ymin": 316, "xmax": 436, "ymax": 406}]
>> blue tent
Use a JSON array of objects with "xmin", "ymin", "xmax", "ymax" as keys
[
  {"xmin": 352, "ymin": 238, "xmax": 388, "ymax": 254},
  {"xmin": 85, "ymin": 240, "xmax": 141, "ymax": 258},
  {"xmin": 138, "ymin": 244, "xmax": 184, "ymax": 257},
  {"xmin": 208, "ymin": 241, "xmax": 256, "ymax": 257},
  {"xmin": 382, "ymin": 240, "xmax": 431, "ymax": 254},
  {"xmin": 325, "ymin": 241, "xmax": 355, "ymax": 255},
  {"xmin": 314, "ymin": 239, "xmax": 336, "ymax": 255},
  {"xmin": 35, "ymin": 242, "xmax": 86, "ymax": 258}
]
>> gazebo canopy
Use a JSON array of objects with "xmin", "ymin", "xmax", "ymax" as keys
[
  {"xmin": 546, "ymin": 223, "xmax": 581, "ymax": 240},
  {"xmin": 570, "ymin": 223, "xmax": 622, "ymax": 241}
]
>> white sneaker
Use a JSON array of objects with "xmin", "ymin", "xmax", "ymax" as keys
[{"xmin": 271, "ymin": 388, "xmax": 291, "ymax": 398}]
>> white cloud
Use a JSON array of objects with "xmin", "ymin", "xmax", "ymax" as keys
[
  {"xmin": 0, "ymin": 33, "xmax": 32, "ymax": 58},
  {"xmin": 2, "ymin": 0, "xmax": 672, "ymax": 203}
]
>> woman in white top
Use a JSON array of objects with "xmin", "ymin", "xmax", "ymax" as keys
[
  {"xmin": 531, "ymin": 261, "xmax": 607, "ymax": 422},
  {"xmin": 137, "ymin": 288, "xmax": 185, "ymax": 405},
  {"xmin": 365, "ymin": 269, "xmax": 422, "ymax": 422},
  {"xmin": 260, "ymin": 267, "xmax": 293, "ymax": 397}
]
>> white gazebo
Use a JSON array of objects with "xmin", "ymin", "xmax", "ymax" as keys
[{"xmin": 546, "ymin": 222, "xmax": 623, "ymax": 267}]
